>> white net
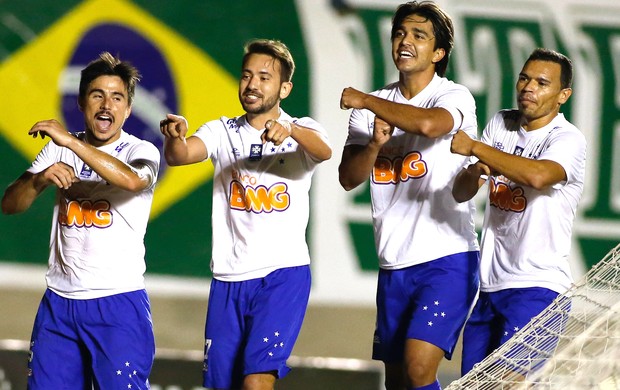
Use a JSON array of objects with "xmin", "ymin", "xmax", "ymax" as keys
[{"xmin": 446, "ymin": 243, "xmax": 620, "ymax": 390}]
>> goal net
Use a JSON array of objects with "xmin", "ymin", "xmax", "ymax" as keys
[{"xmin": 446, "ymin": 243, "xmax": 620, "ymax": 390}]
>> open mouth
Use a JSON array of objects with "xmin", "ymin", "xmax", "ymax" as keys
[
  {"xmin": 398, "ymin": 49, "xmax": 414, "ymax": 59},
  {"xmin": 96, "ymin": 113, "xmax": 113, "ymax": 131}
]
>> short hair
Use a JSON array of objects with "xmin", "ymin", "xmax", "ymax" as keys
[
  {"xmin": 391, "ymin": 1, "xmax": 455, "ymax": 77},
  {"xmin": 78, "ymin": 52, "xmax": 141, "ymax": 106},
  {"xmin": 242, "ymin": 39, "xmax": 295, "ymax": 83},
  {"xmin": 526, "ymin": 48, "xmax": 573, "ymax": 89}
]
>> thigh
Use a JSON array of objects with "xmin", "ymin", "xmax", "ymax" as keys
[
  {"xmin": 243, "ymin": 266, "xmax": 311, "ymax": 378},
  {"xmin": 203, "ymin": 278, "xmax": 247, "ymax": 389},
  {"xmin": 461, "ymin": 292, "xmax": 499, "ymax": 376},
  {"xmin": 494, "ymin": 287, "xmax": 559, "ymax": 345},
  {"xmin": 407, "ymin": 251, "xmax": 480, "ymax": 359},
  {"xmin": 28, "ymin": 290, "xmax": 91, "ymax": 390},
  {"xmin": 77, "ymin": 290, "xmax": 155, "ymax": 390},
  {"xmin": 372, "ymin": 268, "xmax": 412, "ymax": 363}
]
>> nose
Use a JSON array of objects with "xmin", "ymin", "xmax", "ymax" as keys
[{"xmin": 100, "ymin": 96, "xmax": 111, "ymax": 109}]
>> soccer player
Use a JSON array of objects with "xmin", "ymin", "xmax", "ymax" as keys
[
  {"xmin": 451, "ymin": 48, "xmax": 586, "ymax": 375},
  {"xmin": 1, "ymin": 52, "xmax": 160, "ymax": 389},
  {"xmin": 338, "ymin": 2, "xmax": 480, "ymax": 389},
  {"xmin": 159, "ymin": 39, "xmax": 331, "ymax": 390}
]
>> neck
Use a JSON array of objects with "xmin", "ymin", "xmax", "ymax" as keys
[{"xmin": 398, "ymin": 70, "xmax": 435, "ymax": 99}]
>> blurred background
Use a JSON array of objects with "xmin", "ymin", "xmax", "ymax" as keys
[{"xmin": 1, "ymin": 0, "xmax": 619, "ymax": 388}]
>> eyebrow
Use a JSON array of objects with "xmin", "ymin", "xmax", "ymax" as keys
[{"xmin": 89, "ymin": 88, "xmax": 126, "ymax": 97}]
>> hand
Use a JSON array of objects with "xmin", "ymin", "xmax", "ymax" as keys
[
  {"xmin": 262, "ymin": 119, "xmax": 292, "ymax": 146},
  {"xmin": 28, "ymin": 119, "xmax": 74, "ymax": 147},
  {"xmin": 371, "ymin": 116, "xmax": 394, "ymax": 147},
  {"xmin": 450, "ymin": 130, "xmax": 476, "ymax": 156},
  {"xmin": 38, "ymin": 162, "xmax": 79, "ymax": 190},
  {"xmin": 160, "ymin": 114, "xmax": 188, "ymax": 142},
  {"xmin": 340, "ymin": 87, "xmax": 367, "ymax": 110}
]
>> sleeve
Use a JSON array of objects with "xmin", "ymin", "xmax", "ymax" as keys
[
  {"xmin": 344, "ymin": 108, "xmax": 372, "ymax": 147},
  {"xmin": 127, "ymin": 141, "xmax": 161, "ymax": 189},
  {"xmin": 433, "ymin": 83, "xmax": 477, "ymax": 136},
  {"xmin": 538, "ymin": 128, "xmax": 587, "ymax": 187},
  {"xmin": 27, "ymin": 140, "xmax": 62, "ymax": 175},
  {"xmin": 290, "ymin": 116, "xmax": 330, "ymax": 166},
  {"xmin": 193, "ymin": 117, "xmax": 229, "ymax": 161}
]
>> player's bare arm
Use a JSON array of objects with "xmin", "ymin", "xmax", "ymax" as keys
[
  {"xmin": 160, "ymin": 113, "xmax": 208, "ymax": 166},
  {"xmin": 1, "ymin": 162, "xmax": 79, "ymax": 215},
  {"xmin": 30, "ymin": 119, "xmax": 152, "ymax": 193},
  {"xmin": 453, "ymin": 130, "xmax": 567, "ymax": 190},
  {"xmin": 339, "ymin": 116, "xmax": 393, "ymax": 191},
  {"xmin": 452, "ymin": 162, "xmax": 490, "ymax": 203},
  {"xmin": 340, "ymin": 86, "xmax": 454, "ymax": 138},
  {"xmin": 263, "ymin": 119, "xmax": 332, "ymax": 162}
]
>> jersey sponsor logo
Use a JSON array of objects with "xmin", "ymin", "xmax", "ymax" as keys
[
  {"xmin": 60, "ymin": 199, "xmax": 113, "ymax": 228},
  {"xmin": 372, "ymin": 151, "xmax": 428, "ymax": 184},
  {"xmin": 229, "ymin": 180, "xmax": 290, "ymax": 213},
  {"xmin": 489, "ymin": 177, "xmax": 527, "ymax": 213}
]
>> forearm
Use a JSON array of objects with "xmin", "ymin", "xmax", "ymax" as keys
[
  {"xmin": 470, "ymin": 141, "xmax": 560, "ymax": 190},
  {"xmin": 67, "ymin": 138, "xmax": 147, "ymax": 192},
  {"xmin": 1, "ymin": 173, "xmax": 45, "ymax": 214},
  {"xmin": 452, "ymin": 164, "xmax": 486, "ymax": 203},
  {"xmin": 363, "ymin": 95, "xmax": 453, "ymax": 138},
  {"xmin": 290, "ymin": 124, "xmax": 332, "ymax": 162},
  {"xmin": 338, "ymin": 143, "xmax": 381, "ymax": 191}
]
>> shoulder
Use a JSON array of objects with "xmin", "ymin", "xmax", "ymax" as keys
[
  {"xmin": 121, "ymin": 132, "xmax": 160, "ymax": 158},
  {"xmin": 551, "ymin": 115, "xmax": 587, "ymax": 145}
]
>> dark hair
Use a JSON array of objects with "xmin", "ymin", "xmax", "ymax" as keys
[
  {"xmin": 242, "ymin": 39, "xmax": 295, "ymax": 83},
  {"xmin": 391, "ymin": 1, "xmax": 454, "ymax": 77},
  {"xmin": 79, "ymin": 52, "xmax": 141, "ymax": 106},
  {"xmin": 526, "ymin": 48, "xmax": 573, "ymax": 89}
]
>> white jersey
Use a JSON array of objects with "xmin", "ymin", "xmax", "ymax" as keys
[
  {"xmin": 27, "ymin": 131, "xmax": 160, "ymax": 299},
  {"xmin": 345, "ymin": 74, "xmax": 480, "ymax": 269},
  {"xmin": 193, "ymin": 110, "xmax": 329, "ymax": 281},
  {"xmin": 478, "ymin": 110, "xmax": 586, "ymax": 294}
]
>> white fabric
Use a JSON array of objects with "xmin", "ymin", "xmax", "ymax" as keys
[
  {"xmin": 478, "ymin": 110, "xmax": 587, "ymax": 294},
  {"xmin": 193, "ymin": 110, "xmax": 329, "ymax": 281},
  {"xmin": 345, "ymin": 74, "xmax": 480, "ymax": 269},
  {"xmin": 28, "ymin": 131, "xmax": 160, "ymax": 299}
]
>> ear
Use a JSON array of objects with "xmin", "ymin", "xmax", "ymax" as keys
[
  {"xmin": 77, "ymin": 98, "xmax": 84, "ymax": 112},
  {"xmin": 279, "ymin": 81, "xmax": 293, "ymax": 100},
  {"xmin": 432, "ymin": 48, "xmax": 445, "ymax": 65},
  {"xmin": 558, "ymin": 88, "xmax": 572, "ymax": 105}
]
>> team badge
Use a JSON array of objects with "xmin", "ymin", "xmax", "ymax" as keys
[
  {"xmin": 249, "ymin": 144, "xmax": 263, "ymax": 161},
  {"xmin": 80, "ymin": 163, "xmax": 93, "ymax": 177},
  {"xmin": 514, "ymin": 146, "xmax": 524, "ymax": 156}
]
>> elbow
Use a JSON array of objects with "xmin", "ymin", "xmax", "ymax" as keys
[
  {"xmin": 2, "ymin": 197, "xmax": 20, "ymax": 215},
  {"xmin": 416, "ymin": 121, "xmax": 444, "ymax": 139},
  {"xmin": 164, "ymin": 154, "xmax": 183, "ymax": 167},
  {"xmin": 527, "ymin": 176, "xmax": 550, "ymax": 191},
  {"xmin": 452, "ymin": 191, "xmax": 470, "ymax": 204},
  {"xmin": 338, "ymin": 172, "xmax": 358, "ymax": 192},
  {"xmin": 319, "ymin": 148, "xmax": 333, "ymax": 162},
  {"xmin": 525, "ymin": 170, "xmax": 555, "ymax": 191}
]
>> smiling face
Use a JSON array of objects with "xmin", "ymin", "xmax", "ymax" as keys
[
  {"xmin": 391, "ymin": 14, "xmax": 444, "ymax": 77},
  {"xmin": 79, "ymin": 75, "xmax": 131, "ymax": 146},
  {"xmin": 238, "ymin": 53, "xmax": 291, "ymax": 118},
  {"xmin": 516, "ymin": 60, "xmax": 572, "ymax": 130}
]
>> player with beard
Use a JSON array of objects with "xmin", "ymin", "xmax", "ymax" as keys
[{"xmin": 159, "ymin": 39, "xmax": 331, "ymax": 390}]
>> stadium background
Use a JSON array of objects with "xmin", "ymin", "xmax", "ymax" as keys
[{"xmin": 1, "ymin": 0, "xmax": 619, "ymax": 387}]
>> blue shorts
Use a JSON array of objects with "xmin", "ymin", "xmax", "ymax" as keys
[
  {"xmin": 28, "ymin": 289, "xmax": 155, "ymax": 390},
  {"xmin": 372, "ymin": 251, "xmax": 479, "ymax": 363},
  {"xmin": 461, "ymin": 287, "xmax": 563, "ymax": 375},
  {"xmin": 203, "ymin": 266, "xmax": 311, "ymax": 389}
]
